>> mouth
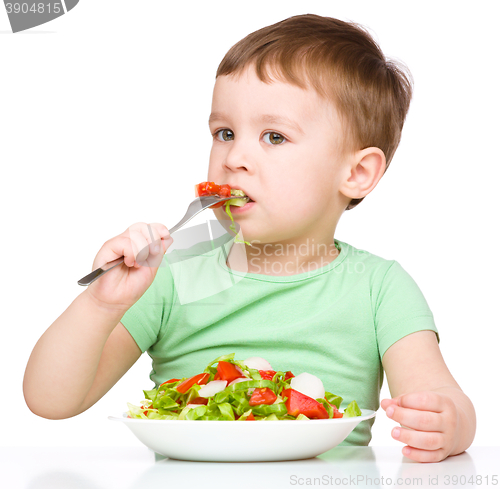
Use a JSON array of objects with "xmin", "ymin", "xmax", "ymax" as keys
[{"xmin": 229, "ymin": 185, "xmax": 255, "ymax": 203}]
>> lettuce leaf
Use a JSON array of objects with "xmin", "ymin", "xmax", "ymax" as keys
[
  {"xmin": 343, "ymin": 400, "xmax": 362, "ymax": 417},
  {"xmin": 325, "ymin": 392, "xmax": 343, "ymax": 409},
  {"xmin": 224, "ymin": 201, "xmax": 252, "ymax": 246}
]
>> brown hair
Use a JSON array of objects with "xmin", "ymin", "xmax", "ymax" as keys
[{"xmin": 216, "ymin": 14, "xmax": 413, "ymax": 210}]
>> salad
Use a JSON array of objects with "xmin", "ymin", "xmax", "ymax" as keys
[{"xmin": 127, "ymin": 353, "xmax": 362, "ymax": 421}]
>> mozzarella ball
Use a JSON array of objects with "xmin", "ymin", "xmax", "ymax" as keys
[
  {"xmin": 290, "ymin": 372, "xmax": 325, "ymax": 400},
  {"xmin": 243, "ymin": 357, "xmax": 272, "ymax": 371}
]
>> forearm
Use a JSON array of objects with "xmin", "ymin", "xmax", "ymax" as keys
[
  {"xmin": 23, "ymin": 290, "xmax": 125, "ymax": 420},
  {"xmin": 431, "ymin": 385, "xmax": 476, "ymax": 456}
]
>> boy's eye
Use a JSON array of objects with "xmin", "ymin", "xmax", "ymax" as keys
[
  {"xmin": 213, "ymin": 129, "xmax": 286, "ymax": 145},
  {"xmin": 263, "ymin": 132, "xmax": 286, "ymax": 145},
  {"xmin": 215, "ymin": 129, "xmax": 234, "ymax": 141}
]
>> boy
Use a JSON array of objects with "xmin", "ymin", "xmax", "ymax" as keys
[{"xmin": 23, "ymin": 14, "xmax": 475, "ymax": 462}]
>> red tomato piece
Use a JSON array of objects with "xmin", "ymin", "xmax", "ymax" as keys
[
  {"xmin": 219, "ymin": 184, "xmax": 231, "ymax": 198},
  {"xmin": 217, "ymin": 361, "xmax": 244, "ymax": 383},
  {"xmin": 176, "ymin": 373, "xmax": 210, "ymax": 394},
  {"xmin": 214, "ymin": 372, "xmax": 221, "ymax": 381},
  {"xmin": 332, "ymin": 404, "xmax": 343, "ymax": 418},
  {"xmin": 249, "ymin": 388, "xmax": 277, "ymax": 406},
  {"xmin": 160, "ymin": 378, "xmax": 180, "ymax": 387},
  {"xmin": 284, "ymin": 371, "xmax": 295, "ymax": 380},
  {"xmin": 194, "ymin": 181, "xmax": 233, "ymax": 209},
  {"xmin": 282, "ymin": 388, "xmax": 329, "ymax": 419},
  {"xmin": 140, "ymin": 405, "xmax": 152, "ymax": 416},
  {"xmin": 246, "ymin": 413, "xmax": 256, "ymax": 421},
  {"xmin": 324, "ymin": 397, "xmax": 344, "ymax": 418},
  {"xmin": 189, "ymin": 397, "xmax": 209, "ymax": 406},
  {"xmin": 258, "ymin": 370, "xmax": 277, "ymax": 381}
]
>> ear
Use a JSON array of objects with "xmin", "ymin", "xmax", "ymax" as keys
[{"xmin": 339, "ymin": 147, "xmax": 386, "ymax": 201}]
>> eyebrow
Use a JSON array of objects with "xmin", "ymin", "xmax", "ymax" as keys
[{"xmin": 208, "ymin": 112, "xmax": 304, "ymax": 135}]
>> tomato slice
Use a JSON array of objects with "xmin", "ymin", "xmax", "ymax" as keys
[
  {"xmin": 189, "ymin": 397, "xmax": 209, "ymax": 406},
  {"xmin": 282, "ymin": 388, "xmax": 329, "ymax": 419},
  {"xmin": 284, "ymin": 371, "xmax": 295, "ymax": 380},
  {"xmin": 194, "ymin": 181, "xmax": 232, "ymax": 208},
  {"xmin": 246, "ymin": 413, "xmax": 256, "ymax": 420},
  {"xmin": 258, "ymin": 370, "xmax": 277, "ymax": 381},
  {"xmin": 216, "ymin": 361, "xmax": 244, "ymax": 383},
  {"xmin": 160, "ymin": 378, "xmax": 180, "ymax": 387},
  {"xmin": 332, "ymin": 404, "xmax": 343, "ymax": 418},
  {"xmin": 249, "ymin": 387, "xmax": 277, "ymax": 406},
  {"xmin": 176, "ymin": 373, "xmax": 210, "ymax": 394}
]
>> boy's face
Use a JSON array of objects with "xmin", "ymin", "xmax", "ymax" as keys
[{"xmin": 208, "ymin": 65, "xmax": 351, "ymax": 245}]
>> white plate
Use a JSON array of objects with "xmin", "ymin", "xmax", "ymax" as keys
[{"xmin": 109, "ymin": 409, "xmax": 376, "ymax": 462}]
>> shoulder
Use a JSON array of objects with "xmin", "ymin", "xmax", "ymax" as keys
[
  {"xmin": 334, "ymin": 240, "xmax": 426, "ymax": 304},
  {"xmin": 335, "ymin": 238, "xmax": 397, "ymax": 278}
]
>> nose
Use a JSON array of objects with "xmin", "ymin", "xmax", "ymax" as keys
[{"xmin": 223, "ymin": 138, "xmax": 252, "ymax": 172}]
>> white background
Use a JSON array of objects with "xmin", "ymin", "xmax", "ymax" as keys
[{"xmin": 1, "ymin": 0, "xmax": 499, "ymax": 450}]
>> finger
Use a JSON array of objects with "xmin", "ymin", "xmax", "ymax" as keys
[
  {"xmin": 127, "ymin": 223, "xmax": 162, "ymax": 265},
  {"xmin": 398, "ymin": 391, "xmax": 446, "ymax": 413},
  {"xmin": 136, "ymin": 224, "xmax": 173, "ymax": 267},
  {"xmin": 127, "ymin": 228, "xmax": 152, "ymax": 266},
  {"xmin": 128, "ymin": 222, "xmax": 159, "ymax": 246},
  {"xmin": 381, "ymin": 398, "xmax": 399, "ymax": 411},
  {"xmin": 149, "ymin": 223, "xmax": 171, "ymax": 240},
  {"xmin": 160, "ymin": 235, "xmax": 174, "ymax": 254},
  {"xmin": 95, "ymin": 235, "xmax": 142, "ymax": 269},
  {"xmin": 386, "ymin": 405, "xmax": 442, "ymax": 432},
  {"xmin": 392, "ymin": 427, "xmax": 445, "ymax": 451},
  {"xmin": 401, "ymin": 445, "xmax": 447, "ymax": 463},
  {"xmin": 149, "ymin": 223, "xmax": 174, "ymax": 254}
]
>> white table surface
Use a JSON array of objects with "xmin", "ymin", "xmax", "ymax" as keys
[{"xmin": 2, "ymin": 446, "xmax": 499, "ymax": 489}]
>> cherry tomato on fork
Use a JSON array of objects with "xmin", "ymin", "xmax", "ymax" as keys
[{"xmin": 194, "ymin": 181, "xmax": 232, "ymax": 208}]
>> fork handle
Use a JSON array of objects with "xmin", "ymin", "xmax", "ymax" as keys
[
  {"xmin": 77, "ymin": 257, "xmax": 124, "ymax": 286},
  {"xmin": 77, "ymin": 195, "xmax": 246, "ymax": 286},
  {"xmin": 78, "ymin": 216, "xmax": 189, "ymax": 286}
]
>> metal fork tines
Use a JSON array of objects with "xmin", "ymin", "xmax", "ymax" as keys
[
  {"xmin": 169, "ymin": 195, "xmax": 247, "ymax": 234},
  {"xmin": 77, "ymin": 195, "xmax": 248, "ymax": 286}
]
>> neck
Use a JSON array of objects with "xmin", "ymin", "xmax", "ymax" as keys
[{"xmin": 226, "ymin": 235, "xmax": 340, "ymax": 276}]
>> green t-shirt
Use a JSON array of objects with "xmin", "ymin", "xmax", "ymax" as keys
[{"xmin": 120, "ymin": 234, "xmax": 438, "ymax": 446}]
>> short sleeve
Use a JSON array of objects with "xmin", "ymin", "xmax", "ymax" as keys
[
  {"xmin": 374, "ymin": 260, "xmax": 439, "ymax": 359},
  {"xmin": 119, "ymin": 258, "xmax": 174, "ymax": 353}
]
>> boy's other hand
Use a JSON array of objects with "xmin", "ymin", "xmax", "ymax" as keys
[
  {"xmin": 381, "ymin": 392, "xmax": 460, "ymax": 462},
  {"xmin": 382, "ymin": 331, "xmax": 475, "ymax": 463},
  {"xmin": 86, "ymin": 222, "xmax": 173, "ymax": 315}
]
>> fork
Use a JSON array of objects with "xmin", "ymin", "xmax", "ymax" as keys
[{"xmin": 77, "ymin": 195, "xmax": 248, "ymax": 286}]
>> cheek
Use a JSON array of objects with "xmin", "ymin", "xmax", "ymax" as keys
[
  {"xmin": 207, "ymin": 143, "xmax": 230, "ymax": 176},
  {"xmin": 207, "ymin": 150, "xmax": 219, "ymax": 180}
]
